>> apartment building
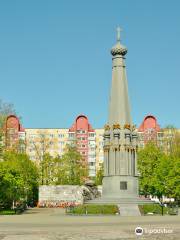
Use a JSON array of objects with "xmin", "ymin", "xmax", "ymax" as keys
[
  {"xmin": 3, "ymin": 114, "xmax": 178, "ymax": 177},
  {"xmin": 25, "ymin": 128, "xmax": 68, "ymax": 162},
  {"xmin": 25, "ymin": 115, "xmax": 103, "ymax": 177},
  {"xmin": 138, "ymin": 115, "xmax": 163, "ymax": 148},
  {"xmin": 4, "ymin": 115, "xmax": 25, "ymax": 152}
]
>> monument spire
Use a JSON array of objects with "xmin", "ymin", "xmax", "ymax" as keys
[
  {"xmin": 116, "ymin": 26, "xmax": 121, "ymax": 42},
  {"xmin": 108, "ymin": 27, "xmax": 132, "ymax": 126}
]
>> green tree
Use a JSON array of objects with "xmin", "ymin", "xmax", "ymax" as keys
[
  {"xmin": 0, "ymin": 152, "xmax": 39, "ymax": 208},
  {"xmin": 157, "ymin": 154, "xmax": 180, "ymax": 201},
  {"xmin": 138, "ymin": 140, "xmax": 180, "ymax": 202},
  {"xmin": 161, "ymin": 126, "xmax": 178, "ymax": 155},
  {"xmin": 29, "ymin": 131, "xmax": 52, "ymax": 185},
  {"xmin": 39, "ymin": 153, "xmax": 57, "ymax": 185},
  {"xmin": 165, "ymin": 131, "xmax": 180, "ymax": 201},
  {"xmin": 160, "ymin": 129, "xmax": 180, "ymax": 200},
  {"xmin": 0, "ymin": 160, "xmax": 25, "ymax": 208},
  {"xmin": 0, "ymin": 132, "xmax": 3, "ymax": 160},
  {"xmin": 56, "ymin": 145, "xmax": 88, "ymax": 185},
  {"xmin": 138, "ymin": 142, "xmax": 165, "ymax": 199},
  {"xmin": 95, "ymin": 163, "xmax": 104, "ymax": 185},
  {"xmin": 171, "ymin": 131, "xmax": 180, "ymax": 157}
]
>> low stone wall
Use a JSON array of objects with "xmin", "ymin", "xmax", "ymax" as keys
[
  {"xmin": 38, "ymin": 184, "xmax": 102, "ymax": 208},
  {"xmin": 38, "ymin": 185, "xmax": 84, "ymax": 208}
]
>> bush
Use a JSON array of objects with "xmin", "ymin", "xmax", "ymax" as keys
[{"xmin": 67, "ymin": 204, "xmax": 119, "ymax": 215}]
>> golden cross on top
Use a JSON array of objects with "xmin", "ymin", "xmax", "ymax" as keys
[{"xmin": 117, "ymin": 26, "xmax": 122, "ymax": 42}]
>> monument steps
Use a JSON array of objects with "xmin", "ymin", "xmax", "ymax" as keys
[{"xmin": 118, "ymin": 204, "xmax": 141, "ymax": 216}]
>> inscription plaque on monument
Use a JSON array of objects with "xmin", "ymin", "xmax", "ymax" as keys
[{"xmin": 120, "ymin": 182, "xmax": 127, "ymax": 190}]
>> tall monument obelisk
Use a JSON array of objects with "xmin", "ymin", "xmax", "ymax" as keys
[{"xmin": 102, "ymin": 27, "xmax": 139, "ymax": 199}]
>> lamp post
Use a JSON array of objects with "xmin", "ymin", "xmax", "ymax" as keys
[
  {"xmin": 159, "ymin": 198, "xmax": 164, "ymax": 216},
  {"xmin": 12, "ymin": 186, "xmax": 18, "ymax": 210}
]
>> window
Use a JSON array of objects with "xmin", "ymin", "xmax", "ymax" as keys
[
  {"xmin": 40, "ymin": 134, "xmax": 45, "ymax": 138},
  {"xmin": 89, "ymin": 133, "xmax": 95, "ymax": 137},
  {"xmin": 77, "ymin": 130, "xmax": 86, "ymax": 134},
  {"xmin": 90, "ymin": 147, "xmax": 95, "ymax": 151},
  {"xmin": 157, "ymin": 133, "xmax": 163, "ymax": 138},
  {"xmin": 78, "ymin": 137, "xmax": 86, "ymax": 140},
  {"xmin": 30, "ymin": 134, "xmax": 36, "ymax": 139},
  {"xmin": 89, "ymin": 162, "xmax": 94, "ymax": 166},
  {"xmin": 69, "ymin": 133, "xmax": 75, "ymax": 138},
  {"xmin": 59, "ymin": 134, "xmax": 64, "ymax": 138}
]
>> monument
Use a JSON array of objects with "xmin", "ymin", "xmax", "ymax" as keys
[
  {"xmin": 102, "ymin": 27, "xmax": 139, "ymax": 199},
  {"xmin": 88, "ymin": 28, "xmax": 152, "ymax": 215}
]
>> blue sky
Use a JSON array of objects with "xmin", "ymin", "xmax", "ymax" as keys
[{"xmin": 0, "ymin": 0, "xmax": 179, "ymax": 128}]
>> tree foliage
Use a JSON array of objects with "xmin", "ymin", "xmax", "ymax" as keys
[
  {"xmin": 138, "ymin": 140, "xmax": 180, "ymax": 201},
  {"xmin": 55, "ymin": 145, "xmax": 88, "ymax": 185},
  {"xmin": 95, "ymin": 163, "xmax": 104, "ymax": 185},
  {"xmin": 39, "ymin": 153, "xmax": 58, "ymax": 185},
  {"xmin": 0, "ymin": 152, "xmax": 39, "ymax": 208},
  {"xmin": 37, "ymin": 144, "xmax": 88, "ymax": 186}
]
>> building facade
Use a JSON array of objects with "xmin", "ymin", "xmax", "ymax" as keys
[
  {"xmin": 25, "ymin": 115, "xmax": 103, "ymax": 177},
  {"xmin": 68, "ymin": 115, "xmax": 96, "ymax": 176},
  {"xmin": 25, "ymin": 128, "xmax": 69, "ymax": 162},
  {"xmin": 3, "ymin": 115, "xmax": 25, "ymax": 152},
  {"xmin": 3, "ymin": 114, "xmax": 178, "ymax": 177},
  {"xmin": 138, "ymin": 115, "xmax": 164, "ymax": 149}
]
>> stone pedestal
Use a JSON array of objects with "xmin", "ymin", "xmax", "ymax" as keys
[{"xmin": 102, "ymin": 176, "xmax": 139, "ymax": 199}]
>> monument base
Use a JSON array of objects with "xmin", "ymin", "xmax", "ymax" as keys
[
  {"xmin": 86, "ymin": 176, "xmax": 154, "ymax": 216},
  {"xmin": 102, "ymin": 175, "xmax": 139, "ymax": 199}
]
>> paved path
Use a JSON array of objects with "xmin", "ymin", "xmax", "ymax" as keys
[{"xmin": 0, "ymin": 208, "xmax": 179, "ymax": 239}]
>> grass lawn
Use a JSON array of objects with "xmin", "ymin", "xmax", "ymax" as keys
[
  {"xmin": 67, "ymin": 204, "xmax": 178, "ymax": 215},
  {"xmin": 139, "ymin": 204, "xmax": 178, "ymax": 215},
  {"xmin": 0, "ymin": 209, "xmax": 16, "ymax": 215},
  {"xmin": 67, "ymin": 204, "xmax": 119, "ymax": 215}
]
